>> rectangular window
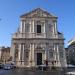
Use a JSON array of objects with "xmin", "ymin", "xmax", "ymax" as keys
[{"xmin": 37, "ymin": 25, "xmax": 41, "ymax": 33}]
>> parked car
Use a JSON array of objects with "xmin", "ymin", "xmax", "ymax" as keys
[
  {"xmin": 0, "ymin": 63, "xmax": 4, "ymax": 69},
  {"xmin": 3, "ymin": 64, "xmax": 11, "ymax": 70},
  {"xmin": 3, "ymin": 63, "xmax": 16, "ymax": 70},
  {"xmin": 67, "ymin": 64, "xmax": 75, "ymax": 68},
  {"xmin": 65, "ymin": 71, "xmax": 75, "ymax": 75}
]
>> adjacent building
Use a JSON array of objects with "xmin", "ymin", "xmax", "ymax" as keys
[
  {"xmin": 65, "ymin": 48, "xmax": 69, "ymax": 64},
  {"xmin": 0, "ymin": 47, "xmax": 10, "ymax": 64},
  {"xmin": 66, "ymin": 37, "xmax": 75, "ymax": 64},
  {"xmin": 11, "ymin": 8, "xmax": 67, "ymax": 68}
]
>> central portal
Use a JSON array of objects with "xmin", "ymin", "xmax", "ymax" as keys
[{"xmin": 37, "ymin": 53, "xmax": 42, "ymax": 65}]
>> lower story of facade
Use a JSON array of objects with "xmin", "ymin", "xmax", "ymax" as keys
[{"xmin": 10, "ymin": 38, "xmax": 67, "ymax": 68}]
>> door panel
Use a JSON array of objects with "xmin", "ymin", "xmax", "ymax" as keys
[{"xmin": 37, "ymin": 53, "xmax": 42, "ymax": 65}]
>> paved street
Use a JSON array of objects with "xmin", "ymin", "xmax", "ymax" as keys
[{"xmin": 0, "ymin": 69, "xmax": 65, "ymax": 75}]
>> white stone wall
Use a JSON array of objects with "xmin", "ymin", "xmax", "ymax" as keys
[
  {"xmin": 11, "ymin": 8, "xmax": 67, "ymax": 68},
  {"xmin": 18, "ymin": 17, "xmax": 58, "ymax": 39}
]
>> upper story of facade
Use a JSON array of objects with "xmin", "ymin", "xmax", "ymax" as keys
[{"xmin": 12, "ymin": 8, "xmax": 63, "ymax": 39}]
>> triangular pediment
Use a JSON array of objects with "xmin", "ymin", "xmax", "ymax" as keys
[{"xmin": 20, "ymin": 8, "xmax": 57, "ymax": 18}]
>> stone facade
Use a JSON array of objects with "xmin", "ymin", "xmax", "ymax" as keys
[
  {"xmin": 66, "ymin": 37, "xmax": 75, "ymax": 64},
  {"xmin": 11, "ymin": 8, "xmax": 67, "ymax": 68},
  {"xmin": 0, "ymin": 47, "xmax": 10, "ymax": 64}
]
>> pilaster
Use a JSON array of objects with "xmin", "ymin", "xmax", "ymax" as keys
[
  {"xmin": 53, "ymin": 21, "xmax": 58, "ymax": 37},
  {"xmin": 32, "ymin": 20, "xmax": 34, "ymax": 33},
  {"xmin": 29, "ymin": 43, "xmax": 32, "ymax": 66},
  {"xmin": 18, "ymin": 44, "xmax": 21, "ymax": 61},
  {"xmin": 20, "ymin": 21, "xmax": 23, "ymax": 33},
  {"xmin": 46, "ymin": 43, "xmax": 49, "ymax": 60},
  {"xmin": 44, "ymin": 21, "xmax": 45, "ymax": 33},
  {"xmin": 54, "ymin": 21, "xmax": 57, "ymax": 34},
  {"xmin": 56, "ymin": 44, "xmax": 61, "ymax": 67},
  {"xmin": 32, "ymin": 43, "xmax": 35, "ymax": 66},
  {"xmin": 24, "ymin": 21, "xmax": 26, "ymax": 33},
  {"xmin": 22, "ymin": 44, "xmax": 25, "ymax": 66}
]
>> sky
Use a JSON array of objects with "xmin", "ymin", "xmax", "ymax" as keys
[{"xmin": 0, "ymin": 0, "xmax": 75, "ymax": 47}]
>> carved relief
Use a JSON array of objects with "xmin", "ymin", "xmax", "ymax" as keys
[{"xmin": 20, "ymin": 8, "xmax": 57, "ymax": 18}]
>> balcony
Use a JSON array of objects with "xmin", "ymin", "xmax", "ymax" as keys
[
  {"xmin": 12, "ymin": 33, "xmax": 47, "ymax": 38},
  {"xmin": 12, "ymin": 32, "xmax": 64, "ymax": 39}
]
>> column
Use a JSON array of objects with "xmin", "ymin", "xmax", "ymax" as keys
[
  {"xmin": 46, "ymin": 43, "xmax": 48, "ymax": 60},
  {"xmin": 13, "ymin": 43, "xmax": 18, "ymax": 66},
  {"xmin": 29, "ymin": 21, "xmax": 31, "ymax": 33},
  {"xmin": 56, "ymin": 44, "xmax": 61, "ymax": 67},
  {"xmin": 32, "ymin": 43, "xmax": 35, "ymax": 66},
  {"xmin": 54, "ymin": 21, "xmax": 58, "ymax": 37},
  {"xmin": 13, "ymin": 44, "xmax": 16, "ymax": 63},
  {"xmin": 43, "ymin": 21, "xmax": 45, "ymax": 33},
  {"xmin": 45, "ymin": 43, "xmax": 49, "ymax": 66},
  {"xmin": 32, "ymin": 20, "xmax": 35, "ymax": 38},
  {"xmin": 54, "ymin": 44, "xmax": 56, "ymax": 61},
  {"xmin": 53, "ymin": 24, "xmax": 55, "ymax": 35},
  {"xmin": 42, "ymin": 43, "xmax": 47, "ymax": 64},
  {"xmin": 44, "ymin": 21, "xmax": 46, "ymax": 37},
  {"xmin": 33, "ymin": 20, "xmax": 34, "ymax": 33},
  {"xmin": 18, "ymin": 44, "xmax": 21, "ymax": 61},
  {"xmin": 29, "ymin": 44, "xmax": 32, "ymax": 66},
  {"xmin": 21, "ymin": 44, "xmax": 23, "ymax": 65},
  {"xmin": 44, "ymin": 44, "xmax": 46, "ymax": 60},
  {"xmin": 20, "ymin": 21, "xmax": 23, "ymax": 33},
  {"xmin": 53, "ymin": 44, "xmax": 57, "ymax": 67},
  {"xmin": 19, "ymin": 44, "xmax": 22, "ymax": 65},
  {"xmin": 22, "ymin": 44, "xmax": 25, "ymax": 66},
  {"xmin": 55, "ymin": 21, "xmax": 57, "ymax": 33},
  {"xmin": 18, "ymin": 44, "xmax": 21, "ymax": 65},
  {"xmin": 24, "ymin": 21, "xmax": 25, "ymax": 33}
]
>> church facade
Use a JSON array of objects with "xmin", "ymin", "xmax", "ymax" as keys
[{"xmin": 11, "ymin": 8, "xmax": 67, "ymax": 68}]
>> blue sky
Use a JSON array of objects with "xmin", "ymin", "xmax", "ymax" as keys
[{"xmin": 0, "ymin": 0, "xmax": 75, "ymax": 47}]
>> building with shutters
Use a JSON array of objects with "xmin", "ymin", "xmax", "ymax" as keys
[{"xmin": 10, "ymin": 8, "xmax": 67, "ymax": 68}]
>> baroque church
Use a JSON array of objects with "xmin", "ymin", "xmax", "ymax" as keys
[{"xmin": 10, "ymin": 8, "xmax": 67, "ymax": 68}]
